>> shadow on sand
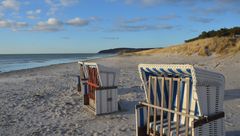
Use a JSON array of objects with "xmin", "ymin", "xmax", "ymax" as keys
[
  {"xmin": 226, "ymin": 130, "xmax": 240, "ymax": 136},
  {"xmin": 118, "ymin": 86, "xmax": 145, "ymax": 114},
  {"xmin": 224, "ymin": 89, "xmax": 240, "ymax": 101}
]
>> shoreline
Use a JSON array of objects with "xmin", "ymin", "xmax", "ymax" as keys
[{"xmin": 0, "ymin": 54, "xmax": 116, "ymax": 76}]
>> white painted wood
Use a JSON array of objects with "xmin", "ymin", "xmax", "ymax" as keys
[
  {"xmin": 94, "ymin": 89, "xmax": 118, "ymax": 114},
  {"xmin": 107, "ymin": 89, "xmax": 111, "ymax": 113},
  {"xmin": 100, "ymin": 90, "xmax": 107, "ymax": 114},
  {"xmin": 93, "ymin": 88, "xmax": 118, "ymax": 115},
  {"xmin": 113, "ymin": 89, "xmax": 118, "ymax": 112},
  {"xmin": 95, "ymin": 90, "xmax": 101, "ymax": 115}
]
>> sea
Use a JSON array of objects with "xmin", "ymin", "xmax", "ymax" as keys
[{"xmin": 0, "ymin": 53, "xmax": 113, "ymax": 73}]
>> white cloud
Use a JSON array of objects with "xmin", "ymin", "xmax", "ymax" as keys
[
  {"xmin": 26, "ymin": 9, "xmax": 42, "ymax": 19},
  {"xmin": 0, "ymin": 16, "xmax": 93, "ymax": 32},
  {"xmin": 45, "ymin": 0, "xmax": 80, "ymax": 15},
  {"xmin": 111, "ymin": 16, "xmax": 174, "ymax": 32},
  {"xmin": 36, "ymin": 9, "xmax": 41, "ymax": 13},
  {"xmin": 11, "ymin": 21, "xmax": 28, "ymax": 31},
  {"xmin": 33, "ymin": 18, "xmax": 63, "ymax": 32},
  {"xmin": 48, "ymin": 18, "xmax": 61, "ymax": 25},
  {"xmin": 105, "ymin": 0, "xmax": 118, "ymax": 2},
  {"xmin": 141, "ymin": 0, "xmax": 161, "ymax": 5},
  {"xmin": 103, "ymin": 36, "xmax": 119, "ymax": 40},
  {"xmin": 122, "ymin": 17, "xmax": 147, "ymax": 23},
  {"xmin": 60, "ymin": 0, "xmax": 79, "ymax": 6},
  {"xmin": 1, "ymin": 0, "xmax": 20, "ymax": 10},
  {"xmin": 0, "ymin": 19, "xmax": 28, "ymax": 31},
  {"xmin": 105, "ymin": 0, "xmax": 161, "ymax": 5},
  {"xmin": 124, "ymin": 0, "xmax": 135, "ymax": 4},
  {"xmin": 45, "ymin": 0, "xmax": 58, "ymax": 15},
  {"xmin": 14, "ymin": 22, "xmax": 28, "ymax": 27},
  {"xmin": 158, "ymin": 14, "xmax": 179, "ymax": 20},
  {"xmin": 189, "ymin": 16, "xmax": 214, "ymax": 23},
  {"xmin": 112, "ymin": 23, "xmax": 173, "ymax": 32},
  {"xmin": 89, "ymin": 16, "xmax": 101, "ymax": 21},
  {"xmin": 0, "ymin": 20, "xmax": 11, "ymax": 27},
  {"xmin": 66, "ymin": 17, "xmax": 89, "ymax": 26},
  {"xmin": 26, "ymin": 9, "xmax": 41, "ymax": 15}
]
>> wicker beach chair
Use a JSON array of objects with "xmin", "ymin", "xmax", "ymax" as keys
[
  {"xmin": 135, "ymin": 64, "xmax": 225, "ymax": 136},
  {"xmin": 78, "ymin": 62, "xmax": 120, "ymax": 115}
]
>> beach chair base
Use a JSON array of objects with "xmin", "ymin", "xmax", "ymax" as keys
[
  {"xmin": 83, "ymin": 94, "xmax": 89, "ymax": 105},
  {"xmin": 137, "ymin": 126, "xmax": 147, "ymax": 136},
  {"xmin": 84, "ymin": 105, "xmax": 97, "ymax": 115},
  {"xmin": 83, "ymin": 87, "xmax": 118, "ymax": 115}
]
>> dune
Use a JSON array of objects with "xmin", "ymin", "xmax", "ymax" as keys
[{"xmin": 129, "ymin": 36, "xmax": 240, "ymax": 56}]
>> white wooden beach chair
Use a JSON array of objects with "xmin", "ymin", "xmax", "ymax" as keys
[
  {"xmin": 78, "ymin": 62, "xmax": 120, "ymax": 115},
  {"xmin": 135, "ymin": 64, "xmax": 225, "ymax": 136}
]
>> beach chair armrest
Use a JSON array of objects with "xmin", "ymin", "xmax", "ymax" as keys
[
  {"xmin": 87, "ymin": 81, "xmax": 99, "ymax": 88},
  {"xmin": 193, "ymin": 112, "xmax": 225, "ymax": 128}
]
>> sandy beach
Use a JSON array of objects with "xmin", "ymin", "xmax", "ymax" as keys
[{"xmin": 1, "ymin": 53, "xmax": 240, "ymax": 136}]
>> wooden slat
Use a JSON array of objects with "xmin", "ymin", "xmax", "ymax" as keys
[
  {"xmin": 147, "ymin": 76, "xmax": 151, "ymax": 135},
  {"xmin": 176, "ymin": 78, "xmax": 181, "ymax": 136},
  {"xmin": 185, "ymin": 78, "xmax": 190, "ymax": 135},
  {"xmin": 107, "ymin": 72, "xmax": 109, "ymax": 86},
  {"xmin": 135, "ymin": 107, "xmax": 139, "ymax": 136},
  {"xmin": 139, "ymin": 102, "xmax": 198, "ymax": 119},
  {"xmin": 91, "ymin": 67, "xmax": 94, "ymax": 98},
  {"xmin": 153, "ymin": 77, "xmax": 157, "ymax": 136},
  {"xmin": 95, "ymin": 90, "xmax": 100, "ymax": 114},
  {"xmin": 79, "ymin": 64, "xmax": 84, "ymax": 79},
  {"xmin": 87, "ymin": 67, "xmax": 100, "ymax": 100},
  {"xmin": 88, "ymin": 67, "xmax": 92, "ymax": 98},
  {"xmin": 167, "ymin": 78, "xmax": 173, "ymax": 136},
  {"xmin": 160, "ymin": 77, "xmax": 164, "ymax": 136}
]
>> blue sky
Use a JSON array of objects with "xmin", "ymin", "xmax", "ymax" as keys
[{"xmin": 0, "ymin": 0, "xmax": 239, "ymax": 54}]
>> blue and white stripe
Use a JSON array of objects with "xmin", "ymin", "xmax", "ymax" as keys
[
  {"xmin": 140, "ymin": 67, "xmax": 192, "ymax": 79},
  {"xmin": 136, "ymin": 106, "xmax": 148, "ymax": 127}
]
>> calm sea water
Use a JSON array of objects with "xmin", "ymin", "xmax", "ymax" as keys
[{"xmin": 0, "ymin": 53, "xmax": 113, "ymax": 73}]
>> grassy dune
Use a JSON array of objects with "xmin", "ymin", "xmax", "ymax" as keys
[{"xmin": 129, "ymin": 36, "xmax": 240, "ymax": 56}]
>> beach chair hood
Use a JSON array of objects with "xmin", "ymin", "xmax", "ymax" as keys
[{"xmin": 78, "ymin": 62, "xmax": 120, "ymax": 87}]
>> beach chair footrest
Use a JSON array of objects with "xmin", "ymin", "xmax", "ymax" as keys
[{"xmin": 149, "ymin": 120, "xmax": 192, "ymax": 136}]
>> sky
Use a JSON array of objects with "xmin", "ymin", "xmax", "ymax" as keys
[{"xmin": 0, "ymin": 0, "xmax": 239, "ymax": 54}]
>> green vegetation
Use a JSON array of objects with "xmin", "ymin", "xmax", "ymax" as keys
[
  {"xmin": 98, "ymin": 48, "xmax": 154, "ymax": 54},
  {"xmin": 185, "ymin": 27, "xmax": 240, "ymax": 42}
]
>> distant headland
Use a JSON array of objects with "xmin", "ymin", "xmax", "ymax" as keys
[{"xmin": 98, "ymin": 48, "xmax": 155, "ymax": 54}]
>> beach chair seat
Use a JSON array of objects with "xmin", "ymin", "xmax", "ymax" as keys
[
  {"xmin": 150, "ymin": 120, "xmax": 191, "ymax": 136},
  {"xmin": 78, "ymin": 62, "xmax": 120, "ymax": 115},
  {"xmin": 135, "ymin": 64, "xmax": 225, "ymax": 136}
]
